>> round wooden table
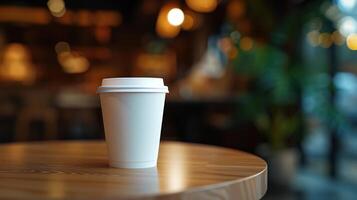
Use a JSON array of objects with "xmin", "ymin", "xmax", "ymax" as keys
[{"xmin": 0, "ymin": 141, "xmax": 267, "ymax": 200}]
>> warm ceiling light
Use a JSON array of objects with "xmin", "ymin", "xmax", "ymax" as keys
[
  {"xmin": 186, "ymin": 0, "xmax": 217, "ymax": 13},
  {"xmin": 167, "ymin": 8, "xmax": 184, "ymax": 26},
  {"xmin": 346, "ymin": 33, "xmax": 357, "ymax": 50},
  {"xmin": 156, "ymin": 4, "xmax": 181, "ymax": 38}
]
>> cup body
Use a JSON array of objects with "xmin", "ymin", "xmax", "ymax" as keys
[{"xmin": 98, "ymin": 78, "xmax": 168, "ymax": 168}]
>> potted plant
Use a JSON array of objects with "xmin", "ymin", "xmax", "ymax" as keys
[{"xmin": 231, "ymin": 41, "xmax": 304, "ymax": 187}]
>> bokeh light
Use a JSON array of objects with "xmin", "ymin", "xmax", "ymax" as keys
[
  {"xmin": 156, "ymin": 4, "xmax": 181, "ymax": 38},
  {"xmin": 346, "ymin": 33, "xmax": 357, "ymax": 50},
  {"xmin": 218, "ymin": 37, "xmax": 233, "ymax": 54},
  {"xmin": 318, "ymin": 33, "xmax": 332, "ymax": 48},
  {"xmin": 240, "ymin": 37, "xmax": 253, "ymax": 51},
  {"xmin": 182, "ymin": 10, "xmax": 200, "ymax": 31},
  {"xmin": 338, "ymin": 16, "xmax": 357, "ymax": 37},
  {"xmin": 47, "ymin": 0, "xmax": 66, "ymax": 17},
  {"xmin": 186, "ymin": 0, "xmax": 217, "ymax": 13},
  {"xmin": 0, "ymin": 43, "xmax": 35, "ymax": 83},
  {"xmin": 325, "ymin": 5, "xmax": 340, "ymax": 21},
  {"xmin": 228, "ymin": 48, "xmax": 238, "ymax": 60},
  {"xmin": 336, "ymin": 0, "xmax": 357, "ymax": 13},
  {"xmin": 55, "ymin": 41, "xmax": 70, "ymax": 54},
  {"xmin": 167, "ymin": 8, "xmax": 184, "ymax": 26},
  {"xmin": 55, "ymin": 42, "xmax": 90, "ymax": 74},
  {"xmin": 230, "ymin": 31, "xmax": 241, "ymax": 44},
  {"xmin": 58, "ymin": 51, "xmax": 90, "ymax": 74},
  {"xmin": 307, "ymin": 30, "xmax": 320, "ymax": 46},
  {"xmin": 331, "ymin": 30, "xmax": 345, "ymax": 45}
]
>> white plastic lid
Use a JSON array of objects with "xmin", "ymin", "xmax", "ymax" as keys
[{"xmin": 97, "ymin": 77, "xmax": 169, "ymax": 93}]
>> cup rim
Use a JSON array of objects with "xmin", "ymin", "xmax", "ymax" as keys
[
  {"xmin": 98, "ymin": 77, "xmax": 168, "ymax": 93},
  {"xmin": 101, "ymin": 77, "xmax": 165, "ymax": 86},
  {"xmin": 97, "ymin": 86, "xmax": 169, "ymax": 93}
]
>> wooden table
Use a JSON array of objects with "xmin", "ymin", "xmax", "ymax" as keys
[{"xmin": 0, "ymin": 141, "xmax": 267, "ymax": 200}]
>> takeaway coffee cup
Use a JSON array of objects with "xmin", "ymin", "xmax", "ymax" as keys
[{"xmin": 97, "ymin": 77, "xmax": 169, "ymax": 168}]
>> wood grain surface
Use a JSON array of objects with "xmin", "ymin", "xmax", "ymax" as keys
[{"xmin": 0, "ymin": 141, "xmax": 267, "ymax": 200}]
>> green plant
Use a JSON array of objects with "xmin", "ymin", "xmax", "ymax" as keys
[
  {"xmin": 227, "ymin": 0, "xmax": 349, "ymax": 150},
  {"xmin": 232, "ymin": 43, "xmax": 302, "ymax": 150}
]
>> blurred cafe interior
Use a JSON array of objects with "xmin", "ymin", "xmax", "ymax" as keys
[{"xmin": 0, "ymin": 0, "xmax": 357, "ymax": 199}]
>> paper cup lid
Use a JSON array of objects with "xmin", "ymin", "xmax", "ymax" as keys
[
  {"xmin": 101, "ymin": 77, "xmax": 165, "ymax": 88},
  {"xmin": 97, "ymin": 77, "xmax": 169, "ymax": 93}
]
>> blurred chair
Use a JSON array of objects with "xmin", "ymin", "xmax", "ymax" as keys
[{"xmin": 15, "ymin": 90, "xmax": 57, "ymax": 141}]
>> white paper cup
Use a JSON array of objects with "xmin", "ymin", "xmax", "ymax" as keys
[{"xmin": 97, "ymin": 77, "xmax": 168, "ymax": 168}]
